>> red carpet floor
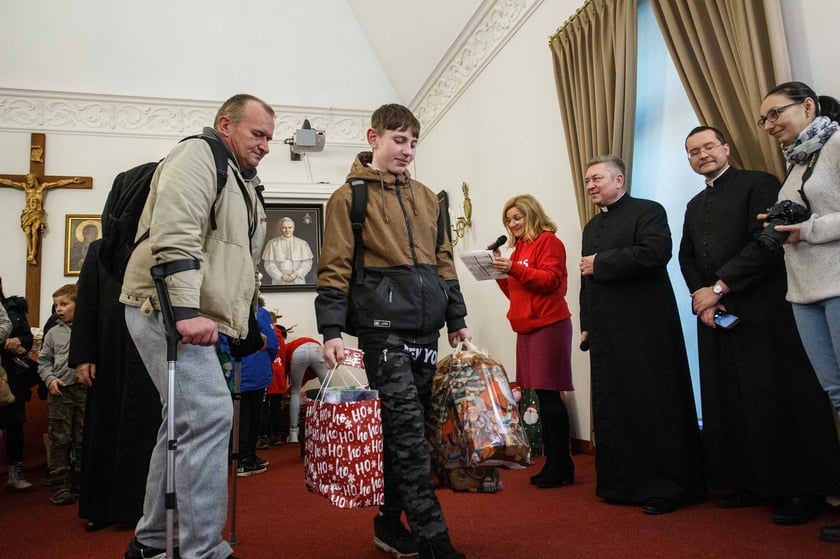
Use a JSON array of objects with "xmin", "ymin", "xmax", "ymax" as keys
[{"xmin": 2, "ymin": 443, "xmax": 839, "ymax": 558}]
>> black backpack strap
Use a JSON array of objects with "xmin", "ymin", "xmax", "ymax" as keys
[
  {"xmin": 349, "ymin": 179, "xmax": 368, "ymax": 285},
  {"xmin": 180, "ymin": 134, "xmax": 231, "ymax": 230}
]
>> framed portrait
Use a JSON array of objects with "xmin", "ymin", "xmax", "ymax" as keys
[
  {"xmin": 64, "ymin": 214, "xmax": 102, "ymax": 276},
  {"xmin": 260, "ymin": 203, "xmax": 324, "ymax": 292}
]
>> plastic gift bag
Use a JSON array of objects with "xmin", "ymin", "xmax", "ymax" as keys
[
  {"xmin": 431, "ymin": 340, "xmax": 530, "ymax": 470},
  {"xmin": 304, "ymin": 365, "xmax": 384, "ymax": 509}
]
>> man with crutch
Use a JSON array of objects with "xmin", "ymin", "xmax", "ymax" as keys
[{"xmin": 120, "ymin": 94, "xmax": 274, "ymax": 559}]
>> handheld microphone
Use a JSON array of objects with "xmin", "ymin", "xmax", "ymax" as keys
[{"xmin": 487, "ymin": 235, "xmax": 507, "ymax": 251}]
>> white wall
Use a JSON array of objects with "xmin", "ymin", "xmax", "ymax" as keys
[
  {"xmin": 780, "ymin": 0, "xmax": 840, "ymax": 95},
  {"xmin": 0, "ymin": 0, "xmax": 398, "ymax": 108}
]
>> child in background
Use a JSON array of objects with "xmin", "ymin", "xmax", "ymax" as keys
[
  {"xmin": 218, "ymin": 300, "xmax": 278, "ymax": 477},
  {"xmin": 38, "ymin": 283, "xmax": 84, "ymax": 505},
  {"xmin": 258, "ymin": 316, "xmax": 288, "ymax": 449}
]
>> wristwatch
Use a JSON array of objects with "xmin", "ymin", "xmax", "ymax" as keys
[{"xmin": 712, "ymin": 283, "xmax": 724, "ymax": 296}]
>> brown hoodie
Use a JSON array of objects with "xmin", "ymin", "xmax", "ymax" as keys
[{"xmin": 315, "ymin": 152, "xmax": 467, "ymax": 340}]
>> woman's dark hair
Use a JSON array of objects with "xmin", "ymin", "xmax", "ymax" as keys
[{"xmin": 765, "ymin": 81, "xmax": 840, "ymax": 123}]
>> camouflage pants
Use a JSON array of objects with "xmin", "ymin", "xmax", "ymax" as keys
[
  {"xmin": 360, "ymin": 332, "xmax": 447, "ymax": 540},
  {"xmin": 47, "ymin": 383, "xmax": 87, "ymax": 492}
]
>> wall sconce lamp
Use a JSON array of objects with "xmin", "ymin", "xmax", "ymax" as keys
[{"xmin": 450, "ymin": 182, "xmax": 472, "ymax": 247}]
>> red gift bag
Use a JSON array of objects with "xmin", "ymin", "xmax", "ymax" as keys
[{"xmin": 303, "ymin": 366, "xmax": 384, "ymax": 509}]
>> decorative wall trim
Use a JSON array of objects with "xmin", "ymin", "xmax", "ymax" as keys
[
  {"xmin": 0, "ymin": 0, "xmax": 543, "ymax": 144},
  {"xmin": 411, "ymin": 0, "xmax": 544, "ymax": 136},
  {"xmin": 0, "ymin": 88, "xmax": 371, "ymax": 147}
]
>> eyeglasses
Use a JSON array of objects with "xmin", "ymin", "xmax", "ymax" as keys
[
  {"xmin": 757, "ymin": 101, "xmax": 803, "ymax": 128},
  {"xmin": 687, "ymin": 143, "xmax": 723, "ymax": 159}
]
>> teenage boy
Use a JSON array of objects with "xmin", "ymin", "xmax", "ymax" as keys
[
  {"xmin": 316, "ymin": 103, "xmax": 471, "ymax": 559},
  {"xmin": 38, "ymin": 283, "xmax": 83, "ymax": 505}
]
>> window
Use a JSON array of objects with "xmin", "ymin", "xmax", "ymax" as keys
[{"xmin": 631, "ymin": 0, "xmax": 702, "ymax": 420}]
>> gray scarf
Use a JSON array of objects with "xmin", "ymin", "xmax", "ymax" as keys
[{"xmin": 782, "ymin": 115, "xmax": 839, "ymax": 165}]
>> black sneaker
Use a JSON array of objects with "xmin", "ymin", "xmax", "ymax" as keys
[
  {"xmin": 373, "ymin": 514, "xmax": 419, "ymax": 558},
  {"xmin": 237, "ymin": 458, "xmax": 267, "ymax": 477},
  {"xmin": 253, "ymin": 454, "xmax": 269, "ymax": 468},
  {"xmin": 772, "ymin": 495, "xmax": 823, "ymax": 525},
  {"xmin": 418, "ymin": 533, "xmax": 465, "ymax": 559},
  {"xmin": 50, "ymin": 488, "xmax": 75, "ymax": 506},
  {"xmin": 124, "ymin": 537, "xmax": 181, "ymax": 559}
]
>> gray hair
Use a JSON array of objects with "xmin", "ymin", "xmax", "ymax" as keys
[{"xmin": 586, "ymin": 154, "xmax": 625, "ymax": 178}]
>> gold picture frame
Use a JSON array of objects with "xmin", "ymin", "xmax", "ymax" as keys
[{"xmin": 64, "ymin": 214, "xmax": 102, "ymax": 276}]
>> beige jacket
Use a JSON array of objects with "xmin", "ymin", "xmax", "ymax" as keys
[{"xmin": 120, "ymin": 130, "xmax": 266, "ymax": 338}]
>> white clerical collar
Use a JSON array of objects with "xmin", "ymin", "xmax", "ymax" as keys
[
  {"xmin": 706, "ymin": 164, "xmax": 731, "ymax": 187},
  {"xmin": 600, "ymin": 192, "xmax": 626, "ymax": 212}
]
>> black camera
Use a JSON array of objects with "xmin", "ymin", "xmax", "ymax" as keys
[{"xmin": 757, "ymin": 200, "xmax": 811, "ymax": 250}]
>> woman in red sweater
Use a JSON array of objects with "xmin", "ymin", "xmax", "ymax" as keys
[{"xmin": 492, "ymin": 194, "xmax": 574, "ymax": 488}]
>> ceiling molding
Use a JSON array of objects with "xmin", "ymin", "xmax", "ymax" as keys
[
  {"xmin": 0, "ymin": 88, "xmax": 371, "ymax": 147},
  {"xmin": 410, "ymin": 0, "xmax": 544, "ymax": 137}
]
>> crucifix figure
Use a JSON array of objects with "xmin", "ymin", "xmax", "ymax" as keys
[
  {"xmin": 0, "ymin": 172, "xmax": 85, "ymax": 264},
  {"xmin": 0, "ymin": 133, "xmax": 92, "ymax": 324}
]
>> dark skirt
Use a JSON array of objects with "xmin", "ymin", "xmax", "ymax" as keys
[{"xmin": 515, "ymin": 318, "xmax": 573, "ymax": 392}]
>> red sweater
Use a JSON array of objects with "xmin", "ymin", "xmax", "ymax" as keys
[
  {"xmin": 496, "ymin": 231, "xmax": 571, "ymax": 333},
  {"xmin": 266, "ymin": 327, "xmax": 287, "ymax": 394}
]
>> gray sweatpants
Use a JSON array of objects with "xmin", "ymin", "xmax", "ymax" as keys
[{"xmin": 126, "ymin": 306, "xmax": 233, "ymax": 559}]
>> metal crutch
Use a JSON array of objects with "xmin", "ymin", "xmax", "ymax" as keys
[
  {"xmin": 228, "ymin": 354, "xmax": 242, "ymax": 545},
  {"xmin": 150, "ymin": 262, "xmax": 189, "ymax": 559}
]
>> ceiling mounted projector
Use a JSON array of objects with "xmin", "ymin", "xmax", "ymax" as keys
[{"xmin": 285, "ymin": 118, "xmax": 325, "ymax": 159}]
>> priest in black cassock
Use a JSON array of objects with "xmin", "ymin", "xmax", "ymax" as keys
[
  {"xmin": 579, "ymin": 155, "xmax": 704, "ymax": 515},
  {"xmin": 679, "ymin": 126, "xmax": 840, "ymax": 525},
  {"xmin": 69, "ymin": 240, "xmax": 161, "ymax": 530}
]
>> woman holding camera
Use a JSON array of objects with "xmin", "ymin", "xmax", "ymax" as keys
[
  {"xmin": 759, "ymin": 82, "xmax": 840, "ymax": 542},
  {"xmin": 759, "ymin": 82, "xmax": 840, "ymax": 413}
]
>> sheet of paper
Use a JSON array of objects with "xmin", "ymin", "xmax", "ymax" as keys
[{"xmin": 459, "ymin": 250, "xmax": 507, "ymax": 281}]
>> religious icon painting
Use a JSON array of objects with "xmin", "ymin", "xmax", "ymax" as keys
[
  {"xmin": 64, "ymin": 214, "xmax": 102, "ymax": 276},
  {"xmin": 260, "ymin": 203, "xmax": 324, "ymax": 292}
]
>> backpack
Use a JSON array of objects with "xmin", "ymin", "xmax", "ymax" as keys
[
  {"xmin": 344, "ymin": 178, "xmax": 446, "ymax": 335},
  {"xmin": 347, "ymin": 177, "xmax": 447, "ymax": 285},
  {"xmin": 99, "ymin": 134, "xmax": 231, "ymax": 282}
]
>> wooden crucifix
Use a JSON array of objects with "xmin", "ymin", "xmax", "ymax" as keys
[{"xmin": 0, "ymin": 133, "xmax": 92, "ymax": 325}]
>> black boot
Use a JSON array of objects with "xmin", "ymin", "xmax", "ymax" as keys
[
  {"xmin": 529, "ymin": 404, "xmax": 554, "ymax": 485},
  {"xmin": 418, "ymin": 532, "xmax": 464, "ymax": 559},
  {"xmin": 534, "ymin": 393, "xmax": 574, "ymax": 489}
]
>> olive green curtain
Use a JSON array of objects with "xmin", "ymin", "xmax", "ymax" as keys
[
  {"xmin": 549, "ymin": 0, "xmax": 638, "ymax": 230},
  {"xmin": 649, "ymin": 0, "xmax": 789, "ymax": 179}
]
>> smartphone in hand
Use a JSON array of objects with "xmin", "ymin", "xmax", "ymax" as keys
[{"xmin": 714, "ymin": 311, "xmax": 740, "ymax": 330}]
